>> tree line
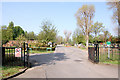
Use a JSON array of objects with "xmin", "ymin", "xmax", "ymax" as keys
[
  {"xmin": 1, "ymin": 21, "xmax": 57, "ymax": 45},
  {"xmin": 1, "ymin": 1, "xmax": 119, "ymax": 47},
  {"xmin": 72, "ymin": 2, "xmax": 120, "ymax": 48}
]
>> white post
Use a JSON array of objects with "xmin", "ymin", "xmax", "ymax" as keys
[{"xmin": 108, "ymin": 45, "xmax": 110, "ymax": 59}]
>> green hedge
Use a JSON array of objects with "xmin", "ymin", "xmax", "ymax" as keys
[{"xmin": 29, "ymin": 47, "xmax": 56, "ymax": 51}]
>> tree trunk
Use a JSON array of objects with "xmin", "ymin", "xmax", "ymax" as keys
[
  {"xmin": 86, "ymin": 20, "xmax": 89, "ymax": 49},
  {"xmin": 95, "ymin": 33, "xmax": 97, "ymax": 43},
  {"xmin": 86, "ymin": 34, "xmax": 89, "ymax": 49},
  {"xmin": 86, "ymin": 25, "xmax": 89, "ymax": 49}
]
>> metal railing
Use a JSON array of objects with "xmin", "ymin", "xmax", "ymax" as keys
[
  {"xmin": 1, "ymin": 42, "xmax": 29, "ymax": 67},
  {"xmin": 88, "ymin": 44, "xmax": 120, "ymax": 63}
]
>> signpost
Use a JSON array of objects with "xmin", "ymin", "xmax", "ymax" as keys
[
  {"xmin": 107, "ymin": 41, "xmax": 111, "ymax": 59},
  {"xmin": 15, "ymin": 48, "xmax": 21, "ymax": 57}
]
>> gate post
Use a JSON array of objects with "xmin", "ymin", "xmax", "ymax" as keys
[
  {"xmin": 94, "ymin": 44, "xmax": 99, "ymax": 63},
  {"xmin": 23, "ymin": 42, "xmax": 29, "ymax": 67},
  {"xmin": 26, "ymin": 43, "xmax": 29, "ymax": 67},
  {"xmin": 2, "ymin": 47, "xmax": 5, "ymax": 65},
  {"xmin": 24, "ymin": 42, "xmax": 25, "ymax": 67}
]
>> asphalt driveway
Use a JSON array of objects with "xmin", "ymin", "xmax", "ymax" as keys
[{"xmin": 14, "ymin": 45, "xmax": 118, "ymax": 78}]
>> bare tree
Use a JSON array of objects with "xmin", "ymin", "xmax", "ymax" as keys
[
  {"xmin": 56, "ymin": 36, "xmax": 63, "ymax": 44},
  {"xmin": 64, "ymin": 30, "xmax": 72, "ymax": 44},
  {"xmin": 107, "ymin": 0, "xmax": 120, "ymax": 36},
  {"xmin": 107, "ymin": 0, "xmax": 119, "ymax": 24},
  {"xmin": 75, "ymin": 5, "xmax": 95, "ymax": 48}
]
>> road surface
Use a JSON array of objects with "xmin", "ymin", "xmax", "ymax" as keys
[{"xmin": 14, "ymin": 45, "xmax": 118, "ymax": 78}]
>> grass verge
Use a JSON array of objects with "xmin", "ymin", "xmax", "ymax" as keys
[
  {"xmin": 2, "ymin": 66, "xmax": 25, "ymax": 79},
  {"xmin": 102, "ymin": 60, "xmax": 119, "ymax": 64}
]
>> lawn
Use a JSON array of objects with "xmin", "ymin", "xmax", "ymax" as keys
[
  {"xmin": 2, "ymin": 53, "xmax": 25, "ymax": 79},
  {"xmin": 2, "ymin": 66, "xmax": 25, "ymax": 79},
  {"xmin": 29, "ymin": 50, "xmax": 54, "ymax": 54}
]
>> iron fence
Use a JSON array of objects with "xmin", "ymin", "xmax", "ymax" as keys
[
  {"xmin": 2, "ymin": 47, "xmax": 24, "ymax": 66},
  {"xmin": 99, "ymin": 46, "xmax": 119, "ymax": 62},
  {"xmin": 88, "ymin": 44, "xmax": 120, "ymax": 63},
  {"xmin": 1, "ymin": 43, "xmax": 29, "ymax": 67}
]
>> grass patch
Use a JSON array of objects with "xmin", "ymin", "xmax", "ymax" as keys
[
  {"xmin": 79, "ymin": 47, "xmax": 86, "ymax": 50},
  {"xmin": 2, "ymin": 66, "xmax": 24, "ymax": 79},
  {"xmin": 29, "ymin": 50, "xmax": 54, "ymax": 54},
  {"xmin": 102, "ymin": 60, "xmax": 119, "ymax": 64}
]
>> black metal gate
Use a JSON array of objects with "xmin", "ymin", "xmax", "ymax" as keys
[
  {"xmin": 2, "ymin": 42, "xmax": 29, "ymax": 67},
  {"xmin": 88, "ymin": 44, "xmax": 99, "ymax": 63}
]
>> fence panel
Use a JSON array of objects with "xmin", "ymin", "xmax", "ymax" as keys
[
  {"xmin": 2, "ymin": 43, "xmax": 30, "ymax": 67},
  {"xmin": 2, "ymin": 47, "xmax": 24, "ymax": 66},
  {"xmin": 88, "ymin": 44, "xmax": 119, "ymax": 64},
  {"xmin": 99, "ymin": 47, "xmax": 119, "ymax": 62}
]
